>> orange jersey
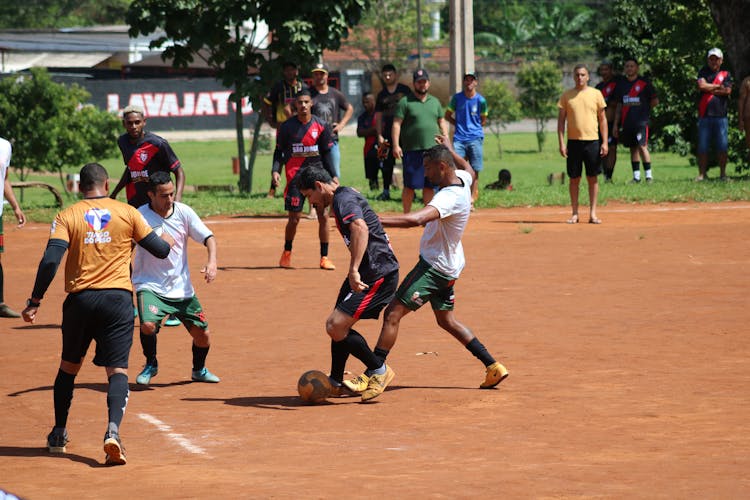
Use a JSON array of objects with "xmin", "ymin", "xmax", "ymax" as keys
[{"xmin": 49, "ymin": 197, "xmax": 153, "ymax": 293}]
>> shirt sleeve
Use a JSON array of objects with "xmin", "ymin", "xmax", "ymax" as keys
[
  {"xmin": 131, "ymin": 207, "xmax": 155, "ymax": 242},
  {"xmin": 183, "ymin": 204, "xmax": 214, "ymax": 244}
]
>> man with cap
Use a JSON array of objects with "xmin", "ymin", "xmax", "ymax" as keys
[
  {"xmin": 696, "ymin": 47, "xmax": 733, "ymax": 181},
  {"xmin": 374, "ymin": 64, "xmax": 413, "ymax": 201},
  {"xmin": 310, "ymin": 63, "xmax": 354, "ymax": 179},
  {"xmin": 392, "ymin": 68, "xmax": 449, "ymax": 213},
  {"xmin": 445, "ymin": 72, "xmax": 488, "ymax": 207}
]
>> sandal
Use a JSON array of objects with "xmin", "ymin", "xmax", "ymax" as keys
[
  {"xmin": 566, "ymin": 214, "xmax": 579, "ymax": 224},
  {"xmin": 588, "ymin": 217, "xmax": 602, "ymax": 224}
]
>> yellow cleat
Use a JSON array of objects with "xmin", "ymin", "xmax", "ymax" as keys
[
  {"xmin": 480, "ymin": 361, "xmax": 508, "ymax": 389},
  {"xmin": 361, "ymin": 365, "xmax": 395, "ymax": 402},
  {"xmin": 319, "ymin": 256, "xmax": 335, "ymax": 270},
  {"xmin": 342, "ymin": 373, "xmax": 369, "ymax": 393}
]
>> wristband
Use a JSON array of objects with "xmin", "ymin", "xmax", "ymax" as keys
[{"xmin": 26, "ymin": 299, "xmax": 41, "ymax": 308}]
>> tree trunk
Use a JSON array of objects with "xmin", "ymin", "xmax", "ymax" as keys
[
  {"xmin": 706, "ymin": 0, "xmax": 750, "ymax": 79},
  {"xmin": 235, "ymin": 89, "xmax": 250, "ymax": 193},
  {"xmin": 247, "ymin": 113, "xmax": 264, "ymax": 194}
]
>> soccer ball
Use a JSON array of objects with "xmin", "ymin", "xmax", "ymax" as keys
[{"xmin": 297, "ymin": 370, "xmax": 332, "ymax": 404}]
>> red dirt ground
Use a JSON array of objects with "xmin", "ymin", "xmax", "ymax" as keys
[{"xmin": 1, "ymin": 202, "xmax": 749, "ymax": 498}]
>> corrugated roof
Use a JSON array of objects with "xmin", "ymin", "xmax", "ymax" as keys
[{"xmin": 0, "ymin": 51, "xmax": 115, "ymax": 72}]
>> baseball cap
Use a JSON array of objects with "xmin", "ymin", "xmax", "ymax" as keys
[
  {"xmin": 707, "ymin": 47, "xmax": 723, "ymax": 58},
  {"xmin": 311, "ymin": 63, "xmax": 329, "ymax": 74},
  {"xmin": 413, "ymin": 68, "xmax": 429, "ymax": 82},
  {"xmin": 463, "ymin": 72, "xmax": 478, "ymax": 80}
]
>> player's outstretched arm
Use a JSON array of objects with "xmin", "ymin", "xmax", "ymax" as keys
[{"xmin": 380, "ymin": 205, "xmax": 440, "ymax": 228}]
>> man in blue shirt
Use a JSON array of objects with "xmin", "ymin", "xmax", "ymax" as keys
[{"xmin": 445, "ymin": 72, "xmax": 488, "ymax": 206}]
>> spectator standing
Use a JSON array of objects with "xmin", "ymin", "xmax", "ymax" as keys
[
  {"xmin": 595, "ymin": 61, "xmax": 622, "ymax": 182},
  {"xmin": 613, "ymin": 58, "xmax": 658, "ymax": 183},
  {"xmin": 740, "ymin": 75, "xmax": 750, "ymax": 153},
  {"xmin": 310, "ymin": 63, "xmax": 354, "ymax": 179},
  {"xmin": 557, "ymin": 64, "xmax": 608, "ymax": 224},
  {"xmin": 262, "ymin": 61, "xmax": 308, "ymax": 197},
  {"xmin": 357, "ymin": 92, "xmax": 381, "ymax": 190},
  {"xmin": 374, "ymin": 64, "xmax": 412, "ymax": 201},
  {"xmin": 392, "ymin": 68, "xmax": 448, "ymax": 213},
  {"xmin": 696, "ymin": 48, "xmax": 733, "ymax": 181},
  {"xmin": 445, "ymin": 72, "xmax": 488, "ymax": 206},
  {"xmin": 0, "ymin": 137, "xmax": 26, "ymax": 318}
]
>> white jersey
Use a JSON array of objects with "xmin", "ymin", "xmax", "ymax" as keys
[
  {"xmin": 0, "ymin": 138, "xmax": 11, "ymax": 208},
  {"xmin": 420, "ymin": 169, "xmax": 472, "ymax": 278},
  {"xmin": 132, "ymin": 201, "xmax": 213, "ymax": 299}
]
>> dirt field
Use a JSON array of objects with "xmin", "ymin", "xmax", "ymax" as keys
[{"xmin": 1, "ymin": 202, "xmax": 748, "ymax": 498}]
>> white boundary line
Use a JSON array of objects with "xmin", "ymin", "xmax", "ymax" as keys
[{"xmin": 137, "ymin": 413, "xmax": 207, "ymax": 456}]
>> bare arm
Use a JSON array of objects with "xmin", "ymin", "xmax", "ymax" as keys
[
  {"xmin": 444, "ymin": 109, "xmax": 456, "ymax": 126},
  {"xmin": 109, "ymin": 167, "xmax": 130, "ymax": 199},
  {"xmin": 201, "ymin": 235, "xmax": 217, "ymax": 283},
  {"xmin": 347, "ymin": 219, "xmax": 369, "ymax": 293},
  {"xmin": 380, "ymin": 205, "xmax": 440, "ymax": 228},
  {"xmin": 391, "ymin": 117, "xmax": 403, "ymax": 159},
  {"xmin": 557, "ymin": 107, "xmax": 568, "ymax": 158},
  {"xmin": 334, "ymin": 103, "xmax": 355, "ymax": 135},
  {"xmin": 598, "ymin": 108, "xmax": 609, "ymax": 157},
  {"xmin": 3, "ymin": 177, "xmax": 25, "ymax": 227},
  {"xmin": 173, "ymin": 166, "xmax": 185, "ymax": 202},
  {"xmin": 437, "ymin": 117, "xmax": 449, "ymax": 138}
]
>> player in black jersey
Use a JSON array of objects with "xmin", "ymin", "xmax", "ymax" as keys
[{"xmin": 298, "ymin": 166, "xmax": 399, "ymax": 402}]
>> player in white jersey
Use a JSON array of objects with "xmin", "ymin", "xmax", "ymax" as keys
[
  {"xmin": 345, "ymin": 137, "xmax": 508, "ymax": 394},
  {"xmin": 0, "ymin": 138, "xmax": 26, "ymax": 318},
  {"xmin": 131, "ymin": 171, "xmax": 220, "ymax": 385}
]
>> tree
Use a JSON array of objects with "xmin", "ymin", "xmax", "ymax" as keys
[
  {"xmin": 346, "ymin": 0, "xmax": 417, "ymax": 76},
  {"xmin": 0, "ymin": 0, "xmax": 131, "ymax": 28},
  {"xmin": 706, "ymin": 0, "xmax": 750, "ymax": 81},
  {"xmin": 0, "ymin": 68, "xmax": 120, "ymax": 191},
  {"xmin": 516, "ymin": 60, "xmax": 562, "ymax": 152},
  {"xmin": 127, "ymin": 0, "xmax": 371, "ymax": 193},
  {"xmin": 596, "ymin": 0, "xmax": 750, "ymax": 173},
  {"xmin": 480, "ymin": 79, "xmax": 522, "ymax": 157}
]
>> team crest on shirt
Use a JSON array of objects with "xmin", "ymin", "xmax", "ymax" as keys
[
  {"xmin": 84, "ymin": 208, "xmax": 111, "ymax": 231},
  {"xmin": 311, "ymin": 129, "xmax": 319, "ymax": 139},
  {"xmin": 139, "ymin": 151, "xmax": 149, "ymax": 163},
  {"xmin": 635, "ymin": 84, "xmax": 641, "ymax": 92}
]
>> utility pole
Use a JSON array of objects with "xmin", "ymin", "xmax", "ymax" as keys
[{"xmin": 449, "ymin": 0, "xmax": 475, "ymax": 93}]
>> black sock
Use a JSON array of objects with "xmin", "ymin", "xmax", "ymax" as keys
[
  {"xmin": 140, "ymin": 331, "xmax": 157, "ymax": 366},
  {"xmin": 631, "ymin": 161, "xmax": 640, "ymax": 172},
  {"xmin": 284, "ymin": 240, "xmax": 293, "ymax": 252},
  {"xmin": 0, "ymin": 261, "xmax": 4, "ymax": 303},
  {"xmin": 330, "ymin": 339, "xmax": 350, "ymax": 384},
  {"xmin": 374, "ymin": 347, "xmax": 390, "ymax": 365},
  {"xmin": 344, "ymin": 329, "xmax": 382, "ymax": 372},
  {"xmin": 53, "ymin": 369, "xmax": 76, "ymax": 428},
  {"xmin": 643, "ymin": 162, "xmax": 652, "ymax": 174},
  {"xmin": 320, "ymin": 242, "xmax": 329, "ymax": 257},
  {"xmin": 465, "ymin": 338, "xmax": 496, "ymax": 367},
  {"xmin": 106, "ymin": 372, "xmax": 129, "ymax": 432},
  {"xmin": 192, "ymin": 344, "xmax": 210, "ymax": 371}
]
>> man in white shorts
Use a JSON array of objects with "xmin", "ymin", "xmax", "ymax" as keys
[{"xmin": 132, "ymin": 171, "xmax": 220, "ymax": 385}]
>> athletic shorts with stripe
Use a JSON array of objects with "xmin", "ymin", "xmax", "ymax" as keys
[
  {"xmin": 396, "ymin": 256, "xmax": 457, "ymax": 311},
  {"xmin": 136, "ymin": 289, "xmax": 209, "ymax": 330},
  {"xmin": 335, "ymin": 270, "xmax": 399, "ymax": 320},
  {"xmin": 61, "ymin": 289, "xmax": 134, "ymax": 368}
]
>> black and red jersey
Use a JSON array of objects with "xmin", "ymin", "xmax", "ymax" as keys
[
  {"xmin": 595, "ymin": 75, "xmax": 623, "ymax": 105},
  {"xmin": 615, "ymin": 76, "xmax": 657, "ymax": 128},
  {"xmin": 117, "ymin": 132, "xmax": 181, "ymax": 208},
  {"xmin": 697, "ymin": 66, "xmax": 732, "ymax": 118},
  {"xmin": 276, "ymin": 115, "xmax": 335, "ymax": 180},
  {"xmin": 332, "ymin": 186, "xmax": 398, "ymax": 283}
]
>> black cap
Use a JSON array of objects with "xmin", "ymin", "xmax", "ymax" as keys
[
  {"xmin": 463, "ymin": 72, "xmax": 478, "ymax": 80},
  {"xmin": 413, "ymin": 68, "xmax": 429, "ymax": 82},
  {"xmin": 311, "ymin": 63, "xmax": 329, "ymax": 74}
]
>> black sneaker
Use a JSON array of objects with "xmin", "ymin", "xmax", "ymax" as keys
[
  {"xmin": 47, "ymin": 427, "xmax": 69, "ymax": 453},
  {"xmin": 629, "ymin": 178, "xmax": 641, "ymax": 184},
  {"xmin": 103, "ymin": 431, "xmax": 127, "ymax": 466},
  {"xmin": 376, "ymin": 192, "xmax": 391, "ymax": 201}
]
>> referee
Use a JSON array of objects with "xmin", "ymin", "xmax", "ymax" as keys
[{"xmin": 22, "ymin": 163, "xmax": 173, "ymax": 466}]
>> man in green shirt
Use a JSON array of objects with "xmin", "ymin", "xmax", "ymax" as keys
[{"xmin": 392, "ymin": 69, "xmax": 448, "ymax": 213}]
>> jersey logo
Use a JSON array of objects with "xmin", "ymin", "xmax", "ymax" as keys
[
  {"xmin": 139, "ymin": 151, "xmax": 150, "ymax": 163},
  {"xmin": 84, "ymin": 208, "xmax": 112, "ymax": 231},
  {"xmin": 311, "ymin": 129, "xmax": 319, "ymax": 139}
]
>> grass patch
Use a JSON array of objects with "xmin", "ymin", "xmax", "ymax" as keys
[{"xmin": 7, "ymin": 132, "xmax": 750, "ymax": 223}]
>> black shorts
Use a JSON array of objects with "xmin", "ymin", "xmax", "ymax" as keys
[
  {"xmin": 566, "ymin": 140, "xmax": 602, "ymax": 179},
  {"xmin": 619, "ymin": 123, "xmax": 649, "ymax": 148},
  {"xmin": 284, "ymin": 169, "xmax": 306, "ymax": 212},
  {"xmin": 335, "ymin": 270, "xmax": 399, "ymax": 320},
  {"xmin": 61, "ymin": 289, "xmax": 134, "ymax": 368}
]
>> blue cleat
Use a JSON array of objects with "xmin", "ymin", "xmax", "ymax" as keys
[
  {"xmin": 191, "ymin": 367, "xmax": 220, "ymax": 383},
  {"xmin": 164, "ymin": 314, "xmax": 181, "ymax": 327},
  {"xmin": 135, "ymin": 364, "xmax": 158, "ymax": 385}
]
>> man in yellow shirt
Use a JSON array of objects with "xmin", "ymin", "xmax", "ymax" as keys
[
  {"xmin": 22, "ymin": 163, "xmax": 172, "ymax": 466},
  {"xmin": 557, "ymin": 64, "xmax": 608, "ymax": 224}
]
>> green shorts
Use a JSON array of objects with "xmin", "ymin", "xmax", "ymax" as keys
[
  {"xmin": 136, "ymin": 289, "xmax": 208, "ymax": 330},
  {"xmin": 396, "ymin": 256, "xmax": 457, "ymax": 311}
]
